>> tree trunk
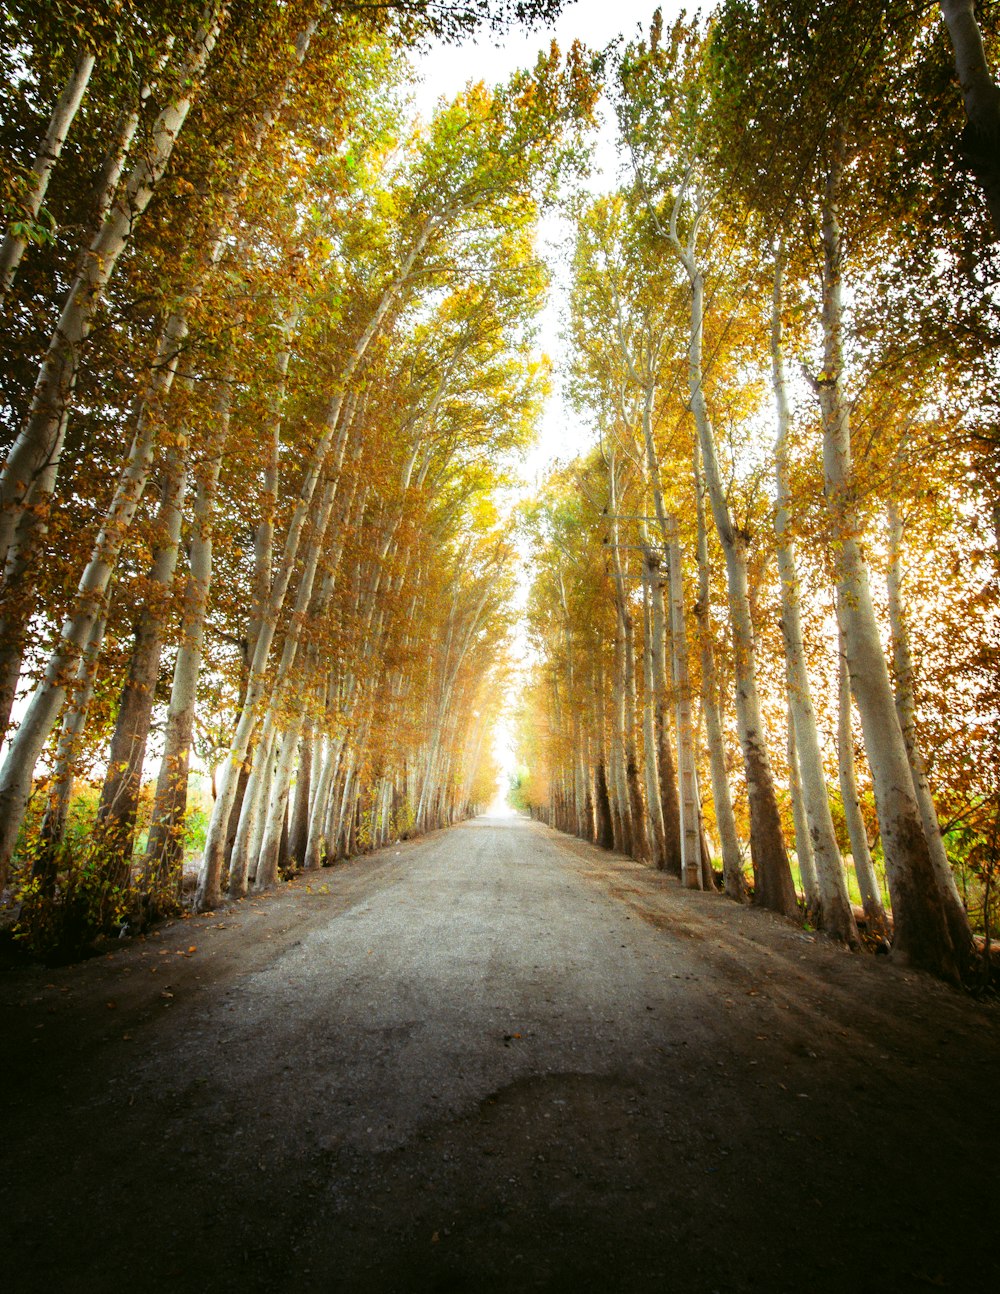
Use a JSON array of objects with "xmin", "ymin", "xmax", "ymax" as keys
[
  {"xmin": 288, "ymin": 719, "xmax": 313, "ymax": 867},
  {"xmin": 671, "ymin": 205, "xmax": 796, "ymax": 917},
  {"xmin": 93, "ymin": 449, "xmax": 188, "ymax": 886},
  {"xmin": 641, "ymin": 569, "xmax": 668, "ymax": 869},
  {"xmin": 0, "ymin": 11, "xmax": 224, "ymax": 569},
  {"xmin": 31, "ymin": 616, "xmax": 106, "ymax": 891},
  {"xmin": 0, "ymin": 450, "xmax": 60, "ymax": 737},
  {"xmin": 228, "ymin": 720, "xmax": 277, "ymax": 898},
  {"xmin": 0, "ymin": 49, "xmax": 96, "ymax": 302},
  {"xmin": 939, "ymin": 0, "xmax": 1000, "ymax": 235},
  {"xmin": 836, "ymin": 638, "xmax": 889, "ymax": 942},
  {"xmin": 142, "ymin": 388, "xmax": 228, "ymax": 911},
  {"xmin": 819, "ymin": 151, "xmax": 959, "ymax": 978},
  {"xmin": 886, "ymin": 500, "xmax": 973, "ymax": 964},
  {"xmin": 787, "ymin": 709, "xmax": 819, "ymax": 919},
  {"xmin": 647, "ymin": 560, "xmax": 683, "ymax": 875},
  {"xmin": 771, "ymin": 246, "xmax": 857, "ymax": 943},
  {"xmin": 666, "ymin": 522, "xmax": 702, "ymax": 889},
  {"xmin": 693, "ymin": 465, "xmax": 746, "ymax": 901},
  {"xmin": 255, "ymin": 707, "xmax": 306, "ymax": 891}
]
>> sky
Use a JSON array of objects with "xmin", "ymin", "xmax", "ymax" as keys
[
  {"xmin": 413, "ymin": 0, "xmax": 685, "ymax": 482},
  {"xmin": 412, "ymin": 2, "xmax": 687, "ymax": 794}
]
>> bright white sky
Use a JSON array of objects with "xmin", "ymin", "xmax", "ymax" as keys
[
  {"xmin": 412, "ymin": 2, "xmax": 687, "ymax": 796},
  {"xmin": 412, "ymin": 0, "xmax": 685, "ymax": 482}
]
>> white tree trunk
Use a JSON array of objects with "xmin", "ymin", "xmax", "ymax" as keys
[
  {"xmin": 670, "ymin": 201, "xmax": 796, "ymax": 916},
  {"xmin": 771, "ymin": 247, "xmax": 857, "ymax": 943},
  {"xmin": 0, "ymin": 50, "xmax": 96, "ymax": 301},
  {"xmin": 255, "ymin": 705, "xmax": 307, "ymax": 891},
  {"xmin": 819, "ymin": 151, "xmax": 964, "ymax": 977},
  {"xmin": 939, "ymin": 0, "xmax": 1000, "ymax": 233},
  {"xmin": 641, "ymin": 573, "xmax": 667, "ymax": 868},
  {"xmin": 693, "ymin": 463, "xmax": 745, "ymax": 901},
  {"xmin": 786, "ymin": 705, "xmax": 819, "ymax": 916},
  {"xmin": 666, "ymin": 522, "xmax": 702, "ymax": 888},
  {"xmin": 142, "ymin": 385, "xmax": 228, "ymax": 901},
  {"xmin": 0, "ymin": 11, "xmax": 224, "ymax": 567},
  {"xmin": 885, "ymin": 500, "xmax": 972, "ymax": 953},
  {"xmin": 0, "ymin": 313, "xmax": 190, "ymax": 891},
  {"xmin": 837, "ymin": 635, "xmax": 889, "ymax": 941}
]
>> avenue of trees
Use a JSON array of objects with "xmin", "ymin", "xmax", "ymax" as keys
[
  {"xmin": 2, "ymin": 1, "xmax": 998, "ymax": 988},
  {"xmin": 515, "ymin": 2, "xmax": 1000, "ymax": 984},
  {"xmin": 0, "ymin": 0, "xmax": 593, "ymax": 953}
]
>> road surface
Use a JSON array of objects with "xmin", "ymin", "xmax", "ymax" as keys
[{"xmin": 2, "ymin": 815, "xmax": 998, "ymax": 1292}]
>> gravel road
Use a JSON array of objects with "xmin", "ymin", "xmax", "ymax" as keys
[{"xmin": 3, "ymin": 815, "xmax": 998, "ymax": 1292}]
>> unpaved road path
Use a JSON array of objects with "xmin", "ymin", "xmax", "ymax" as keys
[{"xmin": 3, "ymin": 816, "xmax": 998, "ymax": 1293}]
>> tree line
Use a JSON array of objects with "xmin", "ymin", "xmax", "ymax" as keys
[
  {"xmin": 514, "ymin": 2, "xmax": 1000, "ymax": 985},
  {"xmin": 0, "ymin": 0, "xmax": 593, "ymax": 954}
]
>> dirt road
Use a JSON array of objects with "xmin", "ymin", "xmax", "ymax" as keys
[{"xmin": 3, "ymin": 816, "xmax": 998, "ymax": 1292}]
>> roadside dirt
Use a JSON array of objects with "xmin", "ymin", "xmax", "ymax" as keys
[{"xmin": 3, "ymin": 816, "xmax": 998, "ymax": 1293}]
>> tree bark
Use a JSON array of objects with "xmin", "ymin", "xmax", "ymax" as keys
[
  {"xmin": 0, "ymin": 49, "xmax": 96, "ymax": 302},
  {"xmin": 939, "ymin": 0, "xmax": 1000, "ymax": 235},
  {"xmin": 693, "ymin": 461, "xmax": 746, "ymax": 902},
  {"xmin": 670, "ymin": 195, "xmax": 796, "ymax": 917},
  {"xmin": 666, "ymin": 522, "xmax": 703, "ymax": 889},
  {"xmin": 141, "ymin": 386, "xmax": 228, "ymax": 911},
  {"xmin": 787, "ymin": 707, "xmax": 819, "ymax": 918},
  {"xmin": 886, "ymin": 500, "xmax": 973, "ymax": 964},
  {"xmin": 92, "ymin": 445, "xmax": 188, "ymax": 887},
  {"xmin": 0, "ymin": 10, "xmax": 224, "ymax": 569},
  {"xmin": 31, "ymin": 616, "xmax": 107, "ymax": 890},
  {"xmin": 771, "ymin": 246, "xmax": 857, "ymax": 943},
  {"xmin": 641, "ymin": 573, "xmax": 668, "ymax": 868},
  {"xmin": 819, "ymin": 150, "xmax": 960, "ymax": 978},
  {"xmin": 836, "ymin": 635, "xmax": 889, "ymax": 942},
  {"xmin": 288, "ymin": 719, "xmax": 313, "ymax": 867}
]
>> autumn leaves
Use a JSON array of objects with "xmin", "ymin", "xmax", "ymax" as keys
[{"xmin": 0, "ymin": 3, "xmax": 592, "ymax": 949}]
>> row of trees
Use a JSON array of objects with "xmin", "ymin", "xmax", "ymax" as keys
[
  {"xmin": 0, "ymin": 0, "xmax": 594, "ymax": 952},
  {"xmin": 515, "ymin": 3, "xmax": 1000, "ymax": 985}
]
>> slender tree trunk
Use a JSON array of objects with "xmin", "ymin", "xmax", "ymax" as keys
[
  {"xmin": 771, "ymin": 247, "xmax": 857, "ymax": 943},
  {"xmin": 93, "ymin": 447, "xmax": 188, "ymax": 885},
  {"xmin": 641, "ymin": 571, "xmax": 667, "ymax": 868},
  {"xmin": 288, "ymin": 718, "xmax": 313, "ymax": 867},
  {"xmin": 303, "ymin": 733, "xmax": 336, "ymax": 870},
  {"xmin": 837, "ymin": 636, "xmax": 889, "ymax": 942},
  {"xmin": 647, "ymin": 560, "xmax": 682, "ymax": 875},
  {"xmin": 228, "ymin": 720, "xmax": 277, "ymax": 898},
  {"xmin": 0, "ymin": 49, "xmax": 96, "ymax": 302},
  {"xmin": 666, "ymin": 522, "xmax": 702, "ymax": 889},
  {"xmin": 0, "ymin": 11, "xmax": 224, "ymax": 569},
  {"xmin": 672, "ymin": 208, "xmax": 795, "ymax": 916},
  {"xmin": 787, "ymin": 709, "xmax": 819, "ymax": 917},
  {"xmin": 142, "ymin": 389, "xmax": 228, "ymax": 910},
  {"xmin": 607, "ymin": 454, "xmax": 647, "ymax": 861},
  {"xmin": 255, "ymin": 705, "xmax": 306, "ymax": 891},
  {"xmin": 31, "ymin": 615, "xmax": 107, "ymax": 890},
  {"xmin": 819, "ymin": 150, "xmax": 961, "ymax": 979},
  {"xmin": 939, "ymin": 0, "xmax": 1000, "ymax": 235},
  {"xmin": 0, "ymin": 450, "xmax": 60, "ymax": 737},
  {"xmin": 886, "ymin": 500, "xmax": 972, "ymax": 961},
  {"xmin": 693, "ymin": 469, "xmax": 745, "ymax": 901}
]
